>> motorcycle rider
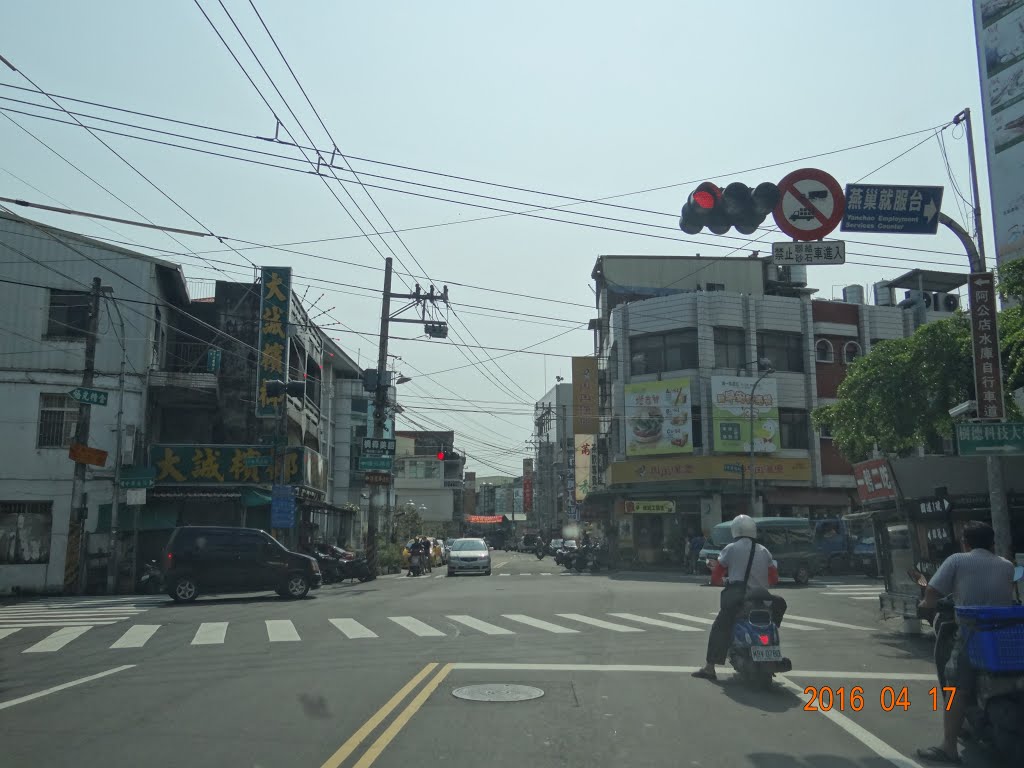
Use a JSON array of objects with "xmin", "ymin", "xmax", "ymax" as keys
[
  {"xmin": 691, "ymin": 515, "xmax": 786, "ymax": 681},
  {"xmin": 915, "ymin": 521, "xmax": 1015, "ymax": 765}
]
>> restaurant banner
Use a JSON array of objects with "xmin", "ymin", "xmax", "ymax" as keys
[
  {"xmin": 466, "ymin": 515, "xmax": 503, "ymax": 524},
  {"xmin": 972, "ymin": 0, "xmax": 1024, "ymax": 264},
  {"xmin": 625, "ymin": 377, "xmax": 693, "ymax": 457},
  {"xmin": 256, "ymin": 267, "xmax": 292, "ymax": 418},
  {"xmin": 574, "ymin": 434, "xmax": 594, "ymax": 501},
  {"xmin": 572, "ymin": 356, "xmax": 599, "ymax": 434},
  {"xmin": 609, "ymin": 455, "xmax": 811, "ymax": 485},
  {"xmin": 711, "ymin": 376, "xmax": 779, "ymax": 453}
]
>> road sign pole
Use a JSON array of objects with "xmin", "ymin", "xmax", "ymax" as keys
[{"xmin": 68, "ymin": 277, "xmax": 102, "ymax": 595}]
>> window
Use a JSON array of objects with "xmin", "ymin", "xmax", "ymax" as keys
[
  {"xmin": 844, "ymin": 341, "xmax": 862, "ymax": 364},
  {"xmin": 629, "ymin": 331, "xmax": 697, "ymax": 375},
  {"xmin": 351, "ymin": 397, "xmax": 368, "ymax": 414},
  {"xmin": 705, "ymin": 282, "xmax": 725, "ymax": 292},
  {"xmin": 819, "ymin": 423, "xmax": 832, "ymax": 439},
  {"xmin": 38, "ymin": 394, "xmax": 78, "ymax": 448},
  {"xmin": 758, "ymin": 331, "xmax": 804, "ymax": 372},
  {"xmin": 714, "ymin": 328, "xmax": 746, "ymax": 369},
  {"xmin": 692, "ymin": 407, "xmax": 703, "ymax": 449},
  {"xmin": 46, "ymin": 290, "xmax": 90, "ymax": 338},
  {"xmin": 815, "ymin": 339, "xmax": 834, "ymax": 363},
  {"xmin": 779, "ymin": 408, "xmax": 810, "ymax": 449},
  {"xmin": 0, "ymin": 501, "xmax": 52, "ymax": 564}
]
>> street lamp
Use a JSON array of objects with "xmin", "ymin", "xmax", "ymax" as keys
[{"xmin": 737, "ymin": 357, "xmax": 775, "ymax": 517}]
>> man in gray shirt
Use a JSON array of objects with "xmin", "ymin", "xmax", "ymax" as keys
[{"xmin": 916, "ymin": 521, "xmax": 1015, "ymax": 764}]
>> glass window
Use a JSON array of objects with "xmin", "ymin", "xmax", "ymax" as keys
[
  {"xmin": 46, "ymin": 290, "xmax": 90, "ymax": 338},
  {"xmin": 351, "ymin": 397, "xmax": 368, "ymax": 414},
  {"xmin": 714, "ymin": 328, "xmax": 746, "ymax": 369},
  {"xmin": 844, "ymin": 341, "xmax": 862, "ymax": 364},
  {"xmin": 692, "ymin": 407, "xmax": 703, "ymax": 449},
  {"xmin": 630, "ymin": 334, "xmax": 664, "ymax": 375},
  {"xmin": 780, "ymin": 408, "xmax": 810, "ymax": 449},
  {"xmin": 815, "ymin": 339, "xmax": 834, "ymax": 363},
  {"xmin": 758, "ymin": 331, "xmax": 804, "ymax": 372},
  {"xmin": 664, "ymin": 330, "xmax": 698, "ymax": 371},
  {"xmin": 38, "ymin": 394, "xmax": 79, "ymax": 448}
]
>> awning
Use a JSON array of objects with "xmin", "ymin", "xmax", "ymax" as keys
[
  {"xmin": 148, "ymin": 489, "xmax": 241, "ymax": 501},
  {"xmin": 763, "ymin": 488, "xmax": 855, "ymax": 507},
  {"xmin": 241, "ymin": 487, "xmax": 272, "ymax": 507}
]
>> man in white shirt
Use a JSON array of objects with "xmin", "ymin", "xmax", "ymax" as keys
[{"xmin": 692, "ymin": 515, "xmax": 787, "ymax": 681}]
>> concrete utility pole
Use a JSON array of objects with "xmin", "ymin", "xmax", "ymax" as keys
[
  {"xmin": 68, "ymin": 277, "xmax": 102, "ymax": 594},
  {"xmin": 951, "ymin": 107, "xmax": 1013, "ymax": 560},
  {"xmin": 366, "ymin": 257, "xmax": 394, "ymax": 578},
  {"xmin": 105, "ymin": 292, "xmax": 127, "ymax": 595}
]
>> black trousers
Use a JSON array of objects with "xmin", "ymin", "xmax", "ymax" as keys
[{"xmin": 705, "ymin": 586, "xmax": 788, "ymax": 665}]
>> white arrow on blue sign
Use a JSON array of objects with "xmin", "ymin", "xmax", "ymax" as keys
[{"xmin": 840, "ymin": 185, "xmax": 944, "ymax": 235}]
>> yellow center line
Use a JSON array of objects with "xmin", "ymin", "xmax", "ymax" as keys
[
  {"xmin": 318, "ymin": 663, "xmax": 437, "ymax": 768},
  {"xmin": 351, "ymin": 663, "xmax": 454, "ymax": 768}
]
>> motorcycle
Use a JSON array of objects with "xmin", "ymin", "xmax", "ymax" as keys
[
  {"xmin": 338, "ymin": 556, "xmax": 373, "ymax": 583},
  {"xmin": 726, "ymin": 588, "xmax": 793, "ymax": 689},
  {"xmin": 408, "ymin": 552, "xmax": 423, "ymax": 577},
  {"xmin": 914, "ymin": 566, "xmax": 1024, "ymax": 763},
  {"xmin": 137, "ymin": 559, "xmax": 164, "ymax": 594},
  {"xmin": 535, "ymin": 544, "xmax": 546, "ymax": 561}
]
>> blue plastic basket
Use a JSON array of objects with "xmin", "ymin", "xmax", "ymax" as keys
[{"xmin": 955, "ymin": 605, "xmax": 1024, "ymax": 673}]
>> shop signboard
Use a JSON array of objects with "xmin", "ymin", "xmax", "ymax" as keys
[
  {"xmin": 572, "ymin": 356, "xmax": 599, "ymax": 434},
  {"xmin": 711, "ymin": 376, "xmax": 779, "ymax": 453},
  {"xmin": 608, "ymin": 455, "xmax": 811, "ymax": 485},
  {"xmin": 624, "ymin": 377, "xmax": 693, "ymax": 457},
  {"xmin": 256, "ymin": 267, "xmax": 292, "ymax": 418},
  {"xmin": 623, "ymin": 500, "xmax": 675, "ymax": 514},
  {"xmin": 574, "ymin": 434, "xmax": 594, "ymax": 501}
]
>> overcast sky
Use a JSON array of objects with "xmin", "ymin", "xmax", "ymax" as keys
[{"xmin": 0, "ymin": 1, "xmax": 988, "ymax": 476}]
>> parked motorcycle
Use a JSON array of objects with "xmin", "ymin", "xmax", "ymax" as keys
[
  {"xmin": 914, "ymin": 567, "xmax": 1024, "ymax": 763},
  {"xmin": 339, "ymin": 556, "xmax": 373, "ymax": 583},
  {"xmin": 727, "ymin": 588, "xmax": 793, "ymax": 689},
  {"xmin": 137, "ymin": 559, "xmax": 164, "ymax": 594}
]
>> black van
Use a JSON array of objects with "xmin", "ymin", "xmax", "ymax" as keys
[
  {"xmin": 702, "ymin": 517, "xmax": 826, "ymax": 584},
  {"xmin": 161, "ymin": 526, "xmax": 322, "ymax": 602}
]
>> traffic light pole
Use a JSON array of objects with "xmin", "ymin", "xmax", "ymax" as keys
[{"xmin": 367, "ymin": 257, "xmax": 394, "ymax": 578}]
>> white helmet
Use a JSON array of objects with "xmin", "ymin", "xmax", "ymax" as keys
[{"xmin": 730, "ymin": 514, "xmax": 757, "ymax": 539}]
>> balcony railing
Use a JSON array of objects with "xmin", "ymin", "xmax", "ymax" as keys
[
  {"xmin": 150, "ymin": 341, "xmax": 218, "ymax": 391},
  {"xmin": 165, "ymin": 342, "xmax": 213, "ymax": 373}
]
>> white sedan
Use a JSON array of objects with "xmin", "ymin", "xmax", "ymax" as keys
[{"xmin": 446, "ymin": 538, "xmax": 492, "ymax": 576}]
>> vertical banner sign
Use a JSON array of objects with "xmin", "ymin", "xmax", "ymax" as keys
[
  {"xmin": 572, "ymin": 356, "xmax": 599, "ymax": 435},
  {"xmin": 968, "ymin": 272, "xmax": 1005, "ymax": 420},
  {"xmin": 711, "ymin": 376, "xmax": 780, "ymax": 453},
  {"xmin": 972, "ymin": 1, "xmax": 1024, "ymax": 265},
  {"xmin": 624, "ymin": 378, "xmax": 693, "ymax": 456},
  {"xmin": 522, "ymin": 458, "xmax": 533, "ymax": 515},
  {"xmin": 574, "ymin": 434, "xmax": 594, "ymax": 502},
  {"xmin": 256, "ymin": 267, "xmax": 292, "ymax": 418}
]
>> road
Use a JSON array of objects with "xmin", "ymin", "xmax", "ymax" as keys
[{"xmin": 0, "ymin": 550, "xmax": 1003, "ymax": 768}]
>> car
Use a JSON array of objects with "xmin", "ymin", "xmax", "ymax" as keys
[
  {"xmin": 161, "ymin": 526, "xmax": 322, "ymax": 602},
  {"xmin": 447, "ymin": 538, "xmax": 492, "ymax": 576},
  {"xmin": 702, "ymin": 518, "xmax": 827, "ymax": 584}
]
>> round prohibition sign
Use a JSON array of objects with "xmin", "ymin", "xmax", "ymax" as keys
[{"xmin": 772, "ymin": 167, "xmax": 845, "ymax": 241}]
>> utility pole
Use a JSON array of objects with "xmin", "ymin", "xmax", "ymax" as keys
[
  {"xmin": 367, "ymin": 257, "xmax": 394, "ymax": 578},
  {"xmin": 67, "ymin": 277, "xmax": 102, "ymax": 595},
  {"xmin": 105, "ymin": 293, "xmax": 127, "ymax": 595},
  {"xmin": 952, "ymin": 106, "xmax": 1012, "ymax": 560}
]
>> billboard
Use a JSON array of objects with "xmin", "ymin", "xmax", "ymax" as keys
[
  {"xmin": 624, "ymin": 378, "xmax": 694, "ymax": 457},
  {"xmin": 609, "ymin": 455, "xmax": 812, "ymax": 485},
  {"xmin": 574, "ymin": 434, "xmax": 594, "ymax": 501},
  {"xmin": 256, "ymin": 267, "xmax": 292, "ymax": 417},
  {"xmin": 710, "ymin": 376, "xmax": 780, "ymax": 453},
  {"xmin": 572, "ymin": 356, "xmax": 599, "ymax": 434},
  {"xmin": 973, "ymin": 1, "xmax": 1024, "ymax": 264}
]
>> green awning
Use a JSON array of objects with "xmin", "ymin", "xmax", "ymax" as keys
[{"xmin": 241, "ymin": 487, "xmax": 273, "ymax": 507}]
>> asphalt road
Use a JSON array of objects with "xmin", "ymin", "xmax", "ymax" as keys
[{"xmin": 0, "ymin": 551, "xmax": 1005, "ymax": 768}]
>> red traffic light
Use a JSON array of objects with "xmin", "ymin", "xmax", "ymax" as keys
[
  {"xmin": 679, "ymin": 182, "xmax": 722, "ymax": 235},
  {"xmin": 436, "ymin": 451, "xmax": 447, "ymax": 460}
]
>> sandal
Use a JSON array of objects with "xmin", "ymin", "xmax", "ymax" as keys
[
  {"xmin": 915, "ymin": 747, "xmax": 961, "ymax": 764},
  {"xmin": 691, "ymin": 668, "xmax": 717, "ymax": 681}
]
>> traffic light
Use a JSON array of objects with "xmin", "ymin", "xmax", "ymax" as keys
[
  {"xmin": 679, "ymin": 181, "xmax": 780, "ymax": 236},
  {"xmin": 436, "ymin": 450, "xmax": 448, "ymax": 461},
  {"xmin": 264, "ymin": 379, "xmax": 306, "ymax": 398}
]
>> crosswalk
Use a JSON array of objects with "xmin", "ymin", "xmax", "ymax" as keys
[
  {"xmin": 819, "ymin": 583, "xmax": 883, "ymax": 602},
  {"xmin": 0, "ymin": 595, "xmax": 166, "ymax": 629},
  {"xmin": 0, "ymin": 608, "xmax": 875, "ymax": 655}
]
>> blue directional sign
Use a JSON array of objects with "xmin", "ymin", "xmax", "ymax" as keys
[
  {"xmin": 271, "ymin": 484, "xmax": 295, "ymax": 528},
  {"xmin": 840, "ymin": 184, "xmax": 943, "ymax": 235}
]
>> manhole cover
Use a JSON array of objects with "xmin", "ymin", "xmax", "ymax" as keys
[{"xmin": 451, "ymin": 684, "xmax": 545, "ymax": 702}]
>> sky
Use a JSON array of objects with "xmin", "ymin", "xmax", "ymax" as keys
[{"xmin": 0, "ymin": 1, "xmax": 991, "ymax": 477}]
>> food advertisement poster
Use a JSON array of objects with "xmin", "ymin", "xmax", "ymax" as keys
[
  {"xmin": 973, "ymin": 0, "xmax": 1024, "ymax": 262},
  {"xmin": 624, "ymin": 378, "xmax": 693, "ymax": 457},
  {"xmin": 710, "ymin": 376, "xmax": 779, "ymax": 453}
]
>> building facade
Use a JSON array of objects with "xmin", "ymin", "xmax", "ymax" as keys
[
  {"xmin": 533, "ymin": 382, "xmax": 574, "ymax": 534},
  {"xmin": 392, "ymin": 430, "xmax": 465, "ymax": 526}
]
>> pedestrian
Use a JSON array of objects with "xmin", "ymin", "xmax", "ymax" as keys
[
  {"xmin": 690, "ymin": 530, "xmax": 706, "ymax": 574},
  {"xmin": 691, "ymin": 515, "xmax": 786, "ymax": 681},
  {"xmin": 916, "ymin": 521, "xmax": 1015, "ymax": 765}
]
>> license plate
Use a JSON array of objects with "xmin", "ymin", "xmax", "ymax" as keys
[{"xmin": 751, "ymin": 646, "xmax": 782, "ymax": 662}]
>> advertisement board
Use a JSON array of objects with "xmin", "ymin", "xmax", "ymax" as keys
[
  {"xmin": 623, "ymin": 500, "xmax": 675, "ymax": 514},
  {"xmin": 852, "ymin": 458, "xmax": 899, "ymax": 503},
  {"xmin": 624, "ymin": 378, "xmax": 693, "ymax": 457},
  {"xmin": 572, "ymin": 356, "xmax": 599, "ymax": 434},
  {"xmin": 522, "ymin": 458, "xmax": 534, "ymax": 514},
  {"xmin": 710, "ymin": 376, "xmax": 779, "ymax": 453},
  {"xmin": 574, "ymin": 434, "xmax": 594, "ymax": 501},
  {"xmin": 609, "ymin": 455, "xmax": 812, "ymax": 485},
  {"xmin": 973, "ymin": 0, "xmax": 1024, "ymax": 264},
  {"xmin": 256, "ymin": 267, "xmax": 292, "ymax": 418}
]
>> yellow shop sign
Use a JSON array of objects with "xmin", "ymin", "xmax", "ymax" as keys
[{"xmin": 623, "ymin": 500, "xmax": 675, "ymax": 514}]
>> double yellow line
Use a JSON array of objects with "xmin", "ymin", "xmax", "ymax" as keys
[{"xmin": 319, "ymin": 662, "xmax": 453, "ymax": 768}]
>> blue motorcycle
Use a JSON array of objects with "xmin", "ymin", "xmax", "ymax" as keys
[{"xmin": 727, "ymin": 588, "xmax": 793, "ymax": 688}]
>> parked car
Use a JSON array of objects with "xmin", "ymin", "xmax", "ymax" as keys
[
  {"xmin": 447, "ymin": 538, "xmax": 492, "ymax": 576},
  {"xmin": 703, "ymin": 517, "xmax": 827, "ymax": 584},
  {"xmin": 161, "ymin": 526, "xmax": 322, "ymax": 602}
]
